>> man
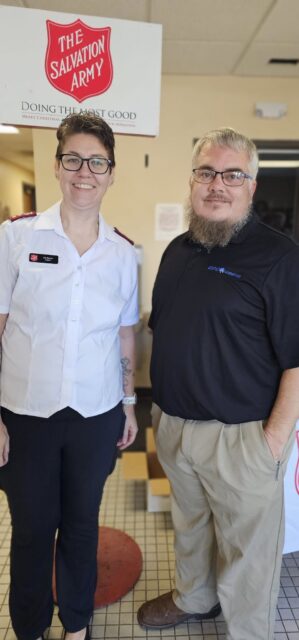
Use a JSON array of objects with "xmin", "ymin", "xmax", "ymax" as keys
[{"xmin": 137, "ymin": 128, "xmax": 299, "ymax": 640}]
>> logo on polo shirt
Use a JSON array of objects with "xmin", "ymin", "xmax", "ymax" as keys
[{"xmin": 208, "ymin": 266, "xmax": 241, "ymax": 279}]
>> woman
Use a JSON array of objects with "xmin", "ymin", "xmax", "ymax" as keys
[{"xmin": 0, "ymin": 113, "xmax": 139, "ymax": 640}]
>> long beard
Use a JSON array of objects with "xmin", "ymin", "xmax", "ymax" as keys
[{"xmin": 186, "ymin": 196, "xmax": 252, "ymax": 249}]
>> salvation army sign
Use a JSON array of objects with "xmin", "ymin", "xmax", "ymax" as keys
[
  {"xmin": 0, "ymin": 5, "xmax": 162, "ymax": 135},
  {"xmin": 45, "ymin": 20, "xmax": 113, "ymax": 102}
]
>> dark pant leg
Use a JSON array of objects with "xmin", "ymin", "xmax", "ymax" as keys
[
  {"xmin": 0, "ymin": 408, "xmax": 62, "ymax": 640},
  {"xmin": 56, "ymin": 404, "xmax": 124, "ymax": 632}
]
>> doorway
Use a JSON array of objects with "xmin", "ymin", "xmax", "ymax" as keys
[
  {"xmin": 22, "ymin": 182, "xmax": 36, "ymax": 213},
  {"xmin": 253, "ymin": 140, "xmax": 299, "ymax": 240}
]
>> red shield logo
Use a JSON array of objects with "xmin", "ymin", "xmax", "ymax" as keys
[{"xmin": 45, "ymin": 19, "xmax": 113, "ymax": 103}]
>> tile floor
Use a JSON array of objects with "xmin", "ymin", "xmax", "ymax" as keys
[{"xmin": 0, "ymin": 461, "xmax": 298, "ymax": 640}]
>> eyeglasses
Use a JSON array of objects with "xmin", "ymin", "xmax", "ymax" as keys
[
  {"xmin": 58, "ymin": 154, "xmax": 112, "ymax": 174},
  {"xmin": 192, "ymin": 168, "xmax": 253, "ymax": 187}
]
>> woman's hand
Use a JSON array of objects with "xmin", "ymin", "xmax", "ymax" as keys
[
  {"xmin": 0, "ymin": 418, "xmax": 9, "ymax": 466},
  {"xmin": 117, "ymin": 405, "xmax": 138, "ymax": 450}
]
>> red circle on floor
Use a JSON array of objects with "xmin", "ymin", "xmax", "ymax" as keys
[
  {"xmin": 95, "ymin": 526, "xmax": 143, "ymax": 608},
  {"xmin": 53, "ymin": 527, "xmax": 143, "ymax": 608}
]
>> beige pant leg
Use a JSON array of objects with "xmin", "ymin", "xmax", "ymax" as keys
[
  {"xmin": 150, "ymin": 402, "xmax": 162, "ymax": 432},
  {"xmin": 182, "ymin": 418, "xmax": 295, "ymax": 640},
  {"xmin": 155, "ymin": 411, "xmax": 218, "ymax": 613}
]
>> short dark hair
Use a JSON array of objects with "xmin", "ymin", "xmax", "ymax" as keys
[{"xmin": 56, "ymin": 112, "xmax": 115, "ymax": 168}]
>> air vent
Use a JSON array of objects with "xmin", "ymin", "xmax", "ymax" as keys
[{"xmin": 268, "ymin": 58, "xmax": 299, "ymax": 65}]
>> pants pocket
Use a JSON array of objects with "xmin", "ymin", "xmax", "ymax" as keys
[
  {"xmin": 151, "ymin": 402, "xmax": 162, "ymax": 436},
  {"xmin": 260, "ymin": 420, "xmax": 278, "ymax": 463}
]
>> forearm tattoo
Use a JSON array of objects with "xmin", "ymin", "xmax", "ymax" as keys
[{"xmin": 121, "ymin": 357, "xmax": 133, "ymax": 392}]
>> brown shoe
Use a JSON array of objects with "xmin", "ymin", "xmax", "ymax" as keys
[{"xmin": 137, "ymin": 590, "xmax": 221, "ymax": 629}]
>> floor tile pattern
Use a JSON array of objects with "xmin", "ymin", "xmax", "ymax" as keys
[{"xmin": 0, "ymin": 461, "xmax": 298, "ymax": 639}]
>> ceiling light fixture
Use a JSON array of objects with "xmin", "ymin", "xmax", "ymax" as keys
[
  {"xmin": 255, "ymin": 102, "xmax": 287, "ymax": 118},
  {"xmin": 0, "ymin": 124, "xmax": 19, "ymax": 134}
]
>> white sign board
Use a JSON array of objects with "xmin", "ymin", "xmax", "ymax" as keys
[
  {"xmin": 0, "ymin": 5, "xmax": 162, "ymax": 136},
  {"xmin": 283, "ymin": 422, "xmax": 299, "ymax": 554}
]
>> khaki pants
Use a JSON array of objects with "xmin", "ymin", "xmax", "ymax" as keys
[{"xmin": 154, "ymin": 410, "xmax": 295, "ymax": 640}]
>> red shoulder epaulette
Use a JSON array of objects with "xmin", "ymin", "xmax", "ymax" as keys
[
  {"xmin": 10, "ymin": 211, "xmax": 37, "ymax": 222},
  {"xmin": 114, "ymin": 227, "xmax": 134, "ymax": 245}
]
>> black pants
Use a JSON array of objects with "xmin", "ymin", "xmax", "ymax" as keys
[{"xmin": 0, "ymin": 404, "xmax": 124, "ymax": 640}]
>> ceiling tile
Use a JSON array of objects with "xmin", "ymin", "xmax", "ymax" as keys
[
  {"xmin": 0, "ymin": 0, "xmax": 24, "ymax": 5},
  {"xmin": 162, "ymin": 40, "xmax": 245, "ymax": 75},
  {"xmin": 235, "ymin": 43, "xmax": 299, "ymax": 77},
  {"xmin": 151, "ymin": 0, "xmax": 273, "ymax": 41},
  {"xmin": 7, "ymin": 0, "xmax": 149, "ymax": 21},
  {"xmin": 255, "ymin": 0, "xmax": 299, "ymax": 43}
]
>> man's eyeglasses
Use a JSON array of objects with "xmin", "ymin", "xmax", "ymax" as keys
[
  {"xmin": 58, "ymin": 154, "xmax": 112, "ymax": 175},
  {"xmin": 192, "ymin": 168, "xmax": 253, "ymax": 187}
]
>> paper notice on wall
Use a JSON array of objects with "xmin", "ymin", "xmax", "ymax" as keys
[{"xmin": 155, "ymin": 203, "xmax": 184, "ymax": 241}]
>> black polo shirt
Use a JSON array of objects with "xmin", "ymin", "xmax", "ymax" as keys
[{"xmin": 149, "ymin": 217, "xmax": 299, "ymax": 423}]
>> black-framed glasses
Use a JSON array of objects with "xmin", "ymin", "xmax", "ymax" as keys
[
  {"xmin": 192, "ymin": 168, "xmax": 253, "ymax": 187},
  {"xmin": 58, "ymin": 154, "xmax": 112, "ymax": 175}
]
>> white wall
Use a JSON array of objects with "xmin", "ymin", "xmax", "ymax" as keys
[
  {"xmin": 33, "ymin": 73, "xmax": 299, "ymax": 313},
  {"xmin": 0, "ymin": 158, "xmax": 35, "ymax": 222}
]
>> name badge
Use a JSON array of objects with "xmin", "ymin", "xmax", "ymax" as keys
[{"xmin": 29, "ymin": 253, "xmax": 59, "ymax": 264}]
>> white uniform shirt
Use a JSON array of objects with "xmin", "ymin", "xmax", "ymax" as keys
[{"xmin": 0, "ymin": 202, "xmax": 139, "ymax": 418}]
